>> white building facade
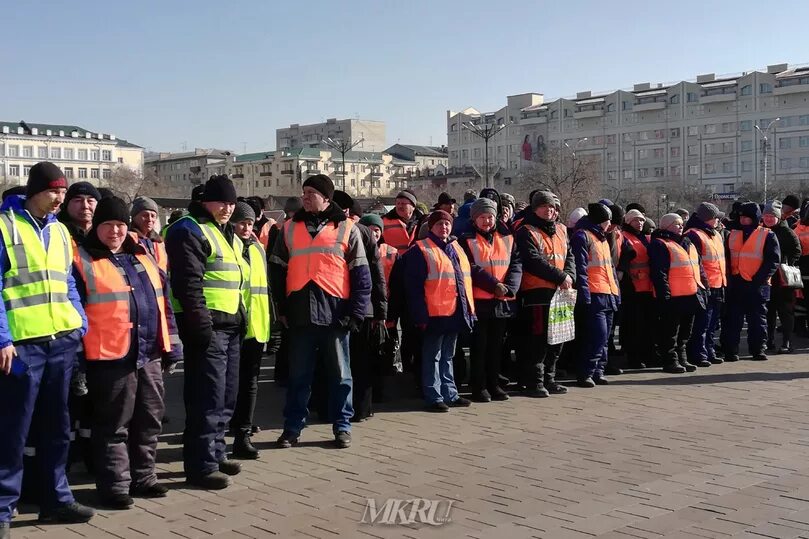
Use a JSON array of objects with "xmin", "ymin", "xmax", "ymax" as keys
[{"xmin": 276, "ymin": 118, "xmax": 386, "ymax": 153}]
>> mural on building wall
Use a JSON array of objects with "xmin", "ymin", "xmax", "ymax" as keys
[
  {"xmin": 536, "ymin": 135, "xmax": 547, "ymax": 163},
  {"xmin": 521, "ymin": 135, "xmax": 532, "ymax": 161}
]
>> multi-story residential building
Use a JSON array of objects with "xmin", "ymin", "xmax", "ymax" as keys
[
  {"xmin": 145, "ymin": 148, "xmax": 232, "ymax": 195},
  {"xmin": 0, "ymin": 120, "xmax": 143, "ymax": 186},
  {"xmin": 276, "ymin": 118, "xmax": 386, "ymax": 153},
  {"xmin": 384, "ymin": 144, "xmax": 450, "ymax": 192},
  {"xmin": 448, "ymin": 63, "xmax": 809, "ymax": 196}
]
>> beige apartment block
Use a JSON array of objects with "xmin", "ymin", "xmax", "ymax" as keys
[
  {"xmin": 276, "ymin": 118, "xmax": 386, "ymax": 153},
  {"xmin": 448, "ymin": 62, "xmax": 809, "ymax": 197},
  {"xmin": 0, "ymin": 120, "xmax": 143, "ymax": 186},
  {"xmin": 145, "ymin": 148, "xmax": 232, "ymax": 196}
]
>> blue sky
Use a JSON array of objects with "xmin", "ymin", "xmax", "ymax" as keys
[{"xmin": 5, "ymin": 0, "xmax": 809, "ymax": 153}]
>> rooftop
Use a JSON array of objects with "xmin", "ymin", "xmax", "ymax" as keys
[
  {"xmin": 0, "ymin": 120, "xmax": 142, "ymax": 149},
  {"xmin": 386, "ymin": 144, "xmax": 448, "ymax": 158},
  {"xmin": 235, "ymin": 151, "xmax": 275, "ymax": 163},
  {"xmin": 145, "ymin": 149, "xmax": 231, "ymax": 163}
]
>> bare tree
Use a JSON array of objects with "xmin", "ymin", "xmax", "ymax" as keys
[
  {"xmin": 102, "ymin": 166, "xmax": 190, "ymax": 202},
  {"xmin": 517, "ymin": 148, "xmax": 600, "ymax": 215}
]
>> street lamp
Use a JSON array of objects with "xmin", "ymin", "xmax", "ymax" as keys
[
  {"xmin": 322, "ymin": 136, "xmax": 364, "ymax": 192},
  {"xmin": 755, "ymin": 117, "xmax": 780, "ymax": 201},
  {"xmin": 563, "ymin": 137, "xmax": 588, "ymax": 180},
  {"xmin": 462, "ymin": 120, "xmax": 509, "ymax": 188}
]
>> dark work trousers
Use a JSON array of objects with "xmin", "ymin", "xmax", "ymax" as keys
[
  {"xmin": 182, "ymin": 329, "xmax": 241, "ymax": 479},
  {"xmin": 400, "ymin": 318, "xmax": 423, "ymax": 388},
  {"xmin": 453, "ymin": 332, "xmax": 469, "ymax": 386},
  {"xmin": 86, "ymin": 359, "xmax": 165, "ymax": 496},
  {"xmin": 232, "ymin": 338, "xmax": 265, "ymax": 437},
  {"xmin": 767, "ymin": 286, "xmax": 796, "ymax": 348},
  {"xmin": 517, "ymin": 306, "xmax": 562, "ymax": 389},
  {"xmin": 68, "ymin": 393, "xmax": 93, "ymax": 473},
  {"xmin": 725, "ymin": 282, "xmax": 770, "ymax": 357},
  {"xmin": 351, "ymin": 320, "xmax": 380, "ymax": 421},
  {"xmin": 500, "ymin": 318, "xmax": 519, "ymax": 380},
  {"xmin": 273, "ymin": 327, "xmax": 289, "ymax": 385},
  {"xmin": 578, "ymin": 302, "xmax": 614, "ymax": 380},
  {"xmin": 657, "ymin": 307, "xmax": 696, "ymax": 367},
  {"xmin": 621, "ymin": 292, "xmax": 656, "ymax": 368},
  {"xmin": 688, "ymin": 291, "xmax": 722, "ymax": 364},
  {"xmin": 470, "ymin": 317, "xmax": 508, "ymax": 394},
  {"xmin": 0, "ymin": 331, "xmax": 82, "ymax": 523}
]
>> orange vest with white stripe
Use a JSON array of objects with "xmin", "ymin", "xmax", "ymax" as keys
[
  {"xmin": 795, "ymin": 224, "xmax": 809, "ymax": 257},
  {"xmin": 690, "ymin": 229, "xmax": 727, "ymax": 288},
  {"xmin": 585, "ymin": 230, "xmax": 619, "ymax": 295},
  {"xmin": 466, "ymin": 231, "xmax": 515, "ymax": 300},
  {"xmin": 257, "ymin": 219, "xmax": 277, "ymax": 250},
  {"xmin": 378, "ymin": 243, "xmax": 398, "ymax": 295},
  {"xmin": 521, "ymin": 223, "xmax": 568, "ymax": 291},
  {"xmin": 129, "ymin": 231, "xmax": 168, "ymax": 273},
  {"xmin": 658, "ymin": 238, "xmax": 704, "ymax": 297},
  {"xmin": 729, "ymin": 227, "xmax": 769, "ymax": 283},
  {"xmin": 382, "ymin": 216, "xmax": 415, "ymax": 254},
  {"xmin": 415, "ymin": 238, "xmax": 476, "ymax": 317},
  {"xmin": 74, "ymin": 247, "xmax": 171, "ymax": 361},
  {"xmin": 284, "ymin": 218, "xmax": 352, "ymax": 299},
  {"xmin": 621, "ymin": 230, "xmax": 653, "ymax": 293}
]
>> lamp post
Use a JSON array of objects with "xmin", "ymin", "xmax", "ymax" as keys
[
  {"xmin": 563, "ymin": 137, "xmax": 589, "ymax": 179},
  {"xmin": 322, "ymin": 136, "xmax": 364, "ymax": 192},
  {"xmin": 755, "ymin": 117, "xmax": 780, "ymax": 201},
  {"xmin": 462, "ymin": 120, "xmax": 509, "ymax": 188},
  {"xmin": 657, "ymin": 193, "xmax": 668, "ymax": 222}
]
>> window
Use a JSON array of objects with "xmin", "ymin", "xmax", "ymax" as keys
[
  {"xmin": 91, "ymin": 168, "xmax": 99, "ymax": 179},
  {"xmin": 670, "ymin": 94, "xmax": 680, "ymax": 104},
  {"xmin": 607, "ymin": 103, "xmax": 615, "ymax": 112},
  {"xmin": 23, "ymin": 166, "xmax": 31, "ymax": 177},
  {"xmin": 740, "ymin": 85, "xmax": 752, "ymax": 96},
  {"xmin": 102, "ymin": 150, "xmax": 111, "ymax": 161},
  {"xmin": 78, "ymin": 168, "xmax": 87, "ymax": 178},
  {"xmin": 608, "ymin": 170, "xmax": 617, "ymax": 180},
  {"xmin": 671, "ymin": 165, "xmax": 681, "ymax": 176},
  {"xmin": 23, "ymin": 146, "xmax": 33, "ymax": 158},
  {"xmin": 102, "ymin": 169, "xmax": 111, "ymax": 179},
  {"xmin": 654, "ymin": 167, "xmax": 665, "ymax": 177},
  {"xmin": 78, "ymin": 149, "xmax": 88, "ymax": 160},
  {"xmin": 722, "ymin": 123, "xmax": 734, "ymax": 133},
  {"xmin": 653, "ymin": 148, "xmax": 664, "ymax": 159},
  {"xmin": 688, "ymin": 145, "xmax": 698, "ymax": 156},
  {"xmin": 780, "ymin": 138, "xmax": 792, "ymax": 150},
  {"xmin": 671, "ymin": 147, "xmax": 681, "ymax": 157},
  {"xmin": 38, "ymin": 146, "xmax": 47, "ymax": 158},
  {"xmin": 623, "ymin": 151, "xmax": 633, "ymax": 161},
  {"xmin": 705, "ymin": 163, "xmax": 716, "ymax": 174},
  {"xmin": 655, "ymin": 130, "xmax": 665, "ymax": 139},
  {"xmin": 607, "ymin": 153, "xmax": 616, "ymax": 162},
  {"xmin": 638, "ymin": 168, "xmax": 649, "ymax": 178},
  {"xmin": 117, "ymin": 157, "xmax": 124, "ymax": 164},
  {"xmin": 450, "ymin": 151, "xmax": 458, "ymax": 159},
  {"xmin": 473, "ymin": 148, "xmax": 481, "ymax": 158},
  {"xmin": 638, "ymin": 149, "xmax": 649, "ymax": 159},
  {"xmin": 687, "ymin": 126, "xmax": 699, "ymax": 136},
  {"xmin": 689, "ymin": 165, "xmax": 698, "ymax": 175},
  {"xmin": 723, "ymin": 162, "xmax": 733, "ymax": 174},
  {"xmin": 687, "ymin": 92, "xmax": 699, "ymax": 103},
  {"xmin": 800, "ymin": 136, "xmax": 809, "ymax": 148},
  {"xmin": 704, "ymin": 124, "xmax": 717, "ymax": 134},
  {"xmin": 723, "ymin": 142, "xmax": 733, "ymax": 153},
  {"xmin": 90, "ymin": 150, "xmax": 99, "ymax": 161},
  {"xmin": 801, "ymin": 157, "xmax": 809, "ymax": 169},
  {"xmin": 639, "ymin": 131, "xmax": 649, "ymax": 141},
  {"xmin": 607, "ymin": 134, "xmax": 617, "ymax": 144},
  {"xmin": 742, "ymin": 140, "xmax": 753, "ymax": 151},
  {"xmin": 497, "ymin": 146, "xmax": 503, "ymax": 155},
  {"xmin": 781, "ymin": 158, "xmax": 793, "ymax": 170},
  {"xmin": 742, "ymin": 161, "xmax": 752, "ymax": 172},
  {"xmin": 50, "ymin": 147, "xmax": 60, "ymax": 159},
  {"xmin": 740, "ymin": 120, "xmax": 753, "ymax": 131},
  {"xmin": 670, "ymin": 128, "xmax": 681, "ymax": 138},
  {"xmin": 63, "ymin": 148, "xmax": 74, "ymax": 160},
  {"xmin": 622, "ymin": 101, "xmax": 632, "ymax": 111},
  {"xmin": 550, "ymin": 111, "xmax": 558, "ymax": 120},
  {"xmin": 760, "ymin": 83, "xmax": 773, "ymax": 94},
  {"xmin": 623, "ymin": 133, "xmax": 633, "ymax": 142},
  {"xmin": 7, "ymin": 145, "xmax": 19, "ymax": 157},
  {"xmin": 9, "ymin": 165, "xmax": 19, "ymax": 176},
  {"xmin": 623, "ymin": 170, "xmax": 633, "ymax": 179},
  {"xmin": 564, "ymin": 109, "xmax": 571, "ymax": 118},
  {"xmin": 461, "ymin": 149, "xmax": 468, "ymax": 159},
  {"xmin": 801, "ymin": 115, "xmax": 809, "ymax": 126},
  {"xmin": 64, "ymin": 168, "xmax": 73, "ymax": 178}
]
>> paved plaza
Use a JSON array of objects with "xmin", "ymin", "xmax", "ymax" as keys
[{"xmin": 10, "ymin": 348, "xmax": 809, "ymax": 538}]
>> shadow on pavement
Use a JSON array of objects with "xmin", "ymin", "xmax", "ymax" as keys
[{"xmin": 608, "ymin": 370, "xmax": 809, "ymax": 386}]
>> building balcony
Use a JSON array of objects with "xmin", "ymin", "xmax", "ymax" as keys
[
  {"xmin": 281, "ymin": 169, "xmax": 295, "ymax": 175},
  {"xmin": 520, "ymin": 116, "xmax": 548, "ymax": 125},
  {"xmin": 259, "ymin": 172, "xmax": 272, "ymax": 177},
  {"xmin": 774, "ymin": 84, "xmax": 809, "ymax": 96},
  {"xmin": 371, "ymin": 172, "xmax": 384, "ymax": 178},
  {"xmin": 633, "ymin": 101, "xmax": 666, "ymax": 112},
  {"xmin": 303, "ymin": 168, "xmax": 321, "ymax": 175},
  {"xmin": 700, "ymin": 93, "xmax": 736, "ymax": 104},
  {"xmin": 232, "ymin": 174, "xmax": 244, "ymax": 179},
  {"xmin": 574, "ymin": 109, "xmax": 604, "ymax": 119}
]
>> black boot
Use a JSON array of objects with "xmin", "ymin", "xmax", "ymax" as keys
[
  {"xmin": 663, "ymin": 363, "xmax": 686, "ymax": 374},
  {"xmin": 523, "ymin": 386, "xmax": 550, "ymax": 398},
  {"xmin": 489, "ymin": 386, "xmax": 510, "ymax": 401},
  {"xmin": 233, "ymin": 435, "xmax": 259, "ymax": 460},
  {"xmin": 544, "ymin": 377, "xmax": 568, "ymax": 395},
  {"xmin": 471, "ymin": 388, "xmax": 491, "ymax": 402},
  {"xmin": 39, "ymin": 502, "xmax": 95, "ymax": 523}
]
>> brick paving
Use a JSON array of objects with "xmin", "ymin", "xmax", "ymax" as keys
[{"xmin": 9, "ymin": 350, "xmax": 809, "ymax": 538}]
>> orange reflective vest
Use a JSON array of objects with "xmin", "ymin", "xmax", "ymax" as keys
[
  {"xmin": 585, "ymin": 230, "xmax": 619, "ymax": 295},
  {"xmin": 621, "ymin": 231, "xmax": 653, "ymax": 293},
  {"xmin": 382, "ymin": 216, "xmax": 415, "ymax": 254},
  {"xmin": 658, "ymin": 238, "xmax": 704, "ymax": 297},
  {"xmin": 729, "ymin": 227, "xmax": 769, "ymax": 283},
  {"xmin": 795, "ymin": 224, "xmax": 809, "ymax": 257},
  {"xmin": 378, "ymin": 243, "xmax": 398, "ymax": 295},
  {"xmin": 257, "ymin": 219, "xmax": 277, "ymax": 250},
  {"xmin": 521, "ymin": 223, "xmax": 568, "ymax": 291},
  {"xmin": 690, "ymin": 229, "xmax": 727, "ymax": 288},
  {"xmin": 129, "ymin": 231, "xmax": 168, "ymax": 273},
  {"xmin": 466, "ymin": 231, "xmax": 515, "ymax": 300},
  {"xmin": 284, "ymin": 218, "xmax": 352, "ymax": 299},
  {"xmin": 415, "ymin": 238, "xmax": 475, "ymax": 317},
  {"xmin": 74, "ymin": 247, "xmax": 171, "ymax": 361}
]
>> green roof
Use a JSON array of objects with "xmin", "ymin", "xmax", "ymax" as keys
[
  {"xmin": 235, "ymin": 151, "xmax": 275, "ymax": 163},
  {"xmin": 0, "ymin": 120, "xmax": 143, "ymax": 149}
]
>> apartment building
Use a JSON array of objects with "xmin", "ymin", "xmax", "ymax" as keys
[
  {"xmin": 276, "ymin": 118, "xmax": 386, "ymax": 153},
  {"xmin": 0, "ymin": 120, "xmax": 143, "ymax": 186},
  {"xmin": 384, "ymin": 144, "xmax": 449, "ymax": 192},
  {"xmin": 144, "ymin": 148, "xmax": 232, "ymax": 195},
  {"xmin": 448, "ymin": 63, "xmax": 809, "ymax": 196}
]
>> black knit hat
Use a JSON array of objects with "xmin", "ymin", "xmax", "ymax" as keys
[
  {"xmin": 625, "ymin": 202, "xmax": 646, "ymax": 214},
  {"xmin": 303, "ymin": 174, "xmax": 335, "ymax": 200},
  {"xmin": 588, "ymin": 203, "xmax": 612, "ymax": 224},
  {"xmin": 97, "ymin": 187, "xmax": 115, "ymax": 200},
  {"xmin": 783, "ymin": 194, "xmax": 800, "ymax": 210},
  {"xmin": 202, "ymin": 175, "xmax": 238, "ymax": 204},
  {"xmin": 27, "ymin": 162, "xmax": 67, "ymax": 198},
  {"xmin": 92, "ymin": 196, "xmax": 130, "ymax": 227},
  {"xmin": 609, "ymin": 204, "xmax": 625, "ymax": 225},
  {"xmin": 332, "ymin": 190, "xmax": 354, "ymax": 211},
  {"xmin": 434, "ymin": 192, "xmax": 456, "ymax": 208},
  {"xmin": 191, "ymin": 184, "xmax": 205, "ymax": 202},
  {"xmin": 64, "ymin": 181, "xmax": 101, "ymax": 206}
]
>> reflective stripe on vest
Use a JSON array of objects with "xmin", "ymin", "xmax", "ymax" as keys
[
  {"xmin": 796, "ymin": 224, "xmax": 809, "ymax": 257},
  {"xmin": 75, "ymin": 247, "xmax": 171, "ymax": 361},
  {"xmin": 621, "ymin": 230, "xmax": 653, "ymax": 293},
  {"xmin": 585, "ymin": 230, "xmax": 619, "ymax": 295},
  {"xmin": 169, "ymin": 216, "xmax": 244, "ymax": 315},
  {"xmin": 285, "ymin": 219, "xmax": 352, "ymax": 299},
  {"xmin": 521, "ymin": 223, "xmax": 568, "ymax": 291},
  {"xmin": 382, "ymin": 217, "xmax": 415, "ymax": 254},
  {"xmin": 242, "ymin": 242, "xmax": 271, "ymax": 343},
  {"xmin": 729, "ymin": 227, "xmax": 769, "ymax": 282},
  {"xmin": 659, "ymin": 239, "xmax": 704, "ymax": 297},
  {"xmin": 415, "ymin": 238, "xmax": 476, "ymax": 317},
  {"xmin": 129, "ymin": 231, "xmax": 168, "ymax": 273},
  {"xmin": 0, "ymin": 212, "xmax": 83, "ymax": 341},
  {"xmin": 691, "ymin": 229, "xmax": 727, "ymax": 288},
  {"xmin": 467, "ymin": 231, "xmax": 514, "ymax": 300},
  {"xmin": 379, "ymin": 243, "xmax": 398, "ymax": 296}
]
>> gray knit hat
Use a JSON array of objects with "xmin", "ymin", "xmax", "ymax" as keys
[
  {"xmin": 695, "ymin": 202, "xmax": 724, "ymax": 222},
  {"xmin": 764, "ymin": 200, "xmax": 782, "ymax": 219},
  {"xmin": 230, "ymin": 201, "xmax": 256, "ymax": 223},
  {"xmin": 531, "ymin": 190, "xmax": 556, "ymax": 210},
  {"xmin": 471, "ymin": 197, "xmax": 498, "ymax": 220},
  {"xmin": 130, "ymin": 196, "xmax": 159, "ymax": 218},
  {"xmin": 395, "ymin": 190, "xmax": 417, "ymax": 207}
]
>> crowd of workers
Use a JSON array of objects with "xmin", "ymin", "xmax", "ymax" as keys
[{"xmin": 0, "ymin": 161, "xmax": 804, "ymax": 537}]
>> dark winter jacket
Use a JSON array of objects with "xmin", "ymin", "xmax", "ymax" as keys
[
  {"xmin": 515, "ymin": 210, "xmax": 575, "ymax": 306},
  {"xmin": 570, "ymin": 217, "xmax": 619, "ymax": 310},
  {"xmin": 164, "ymin": 202, "xmax": 246, "ymax": 341},
  {"xmin": 648, "ymin": 229, "xmax": 707, "ymax": 312},
  {"xmin": 768, "ymin": 219, "xmax": 801, "ymax": 287},
  {"xmin": 724, "ymin": 224, "xmax": 781, "ymax": 289},
  {"xmin": 74, "ymin": 232, "xmax": 182, "ymax": 367},
  {"xmin": 453, "ymin": 188, "xmax": 503, "ymax": 237},
  {"xmin": 402, "ymin": 232, "xmax": 476, "ymax": 334},
  {"xmin": 616, "ymin": 225, "xmax": 644, "ymax": 295},
  {"xmin": 453, "ymin": 199, "xmax": 475, "ymax": 237},
  {"xmin": 133, "ymin": 227, "xmax": 165, "ymax": 262},
  {"xmin": 268, "ymin": 203, "xmax": 371, "ymax": 329},
  {"xmin": 57, "ymin": 210, "xmax": 90, "ymax": 246},
  {"xmin": 458, "ymin": 221, "xmax": 522, "ymax": 319},
  {"xmin": 356, "ymin": 221, "xmax": 387, "ymax": 320}
]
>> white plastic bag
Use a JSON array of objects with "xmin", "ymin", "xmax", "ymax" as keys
[{"xmin": 547, "ymin": 288, "xmax": 577, "ymax": 345}]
